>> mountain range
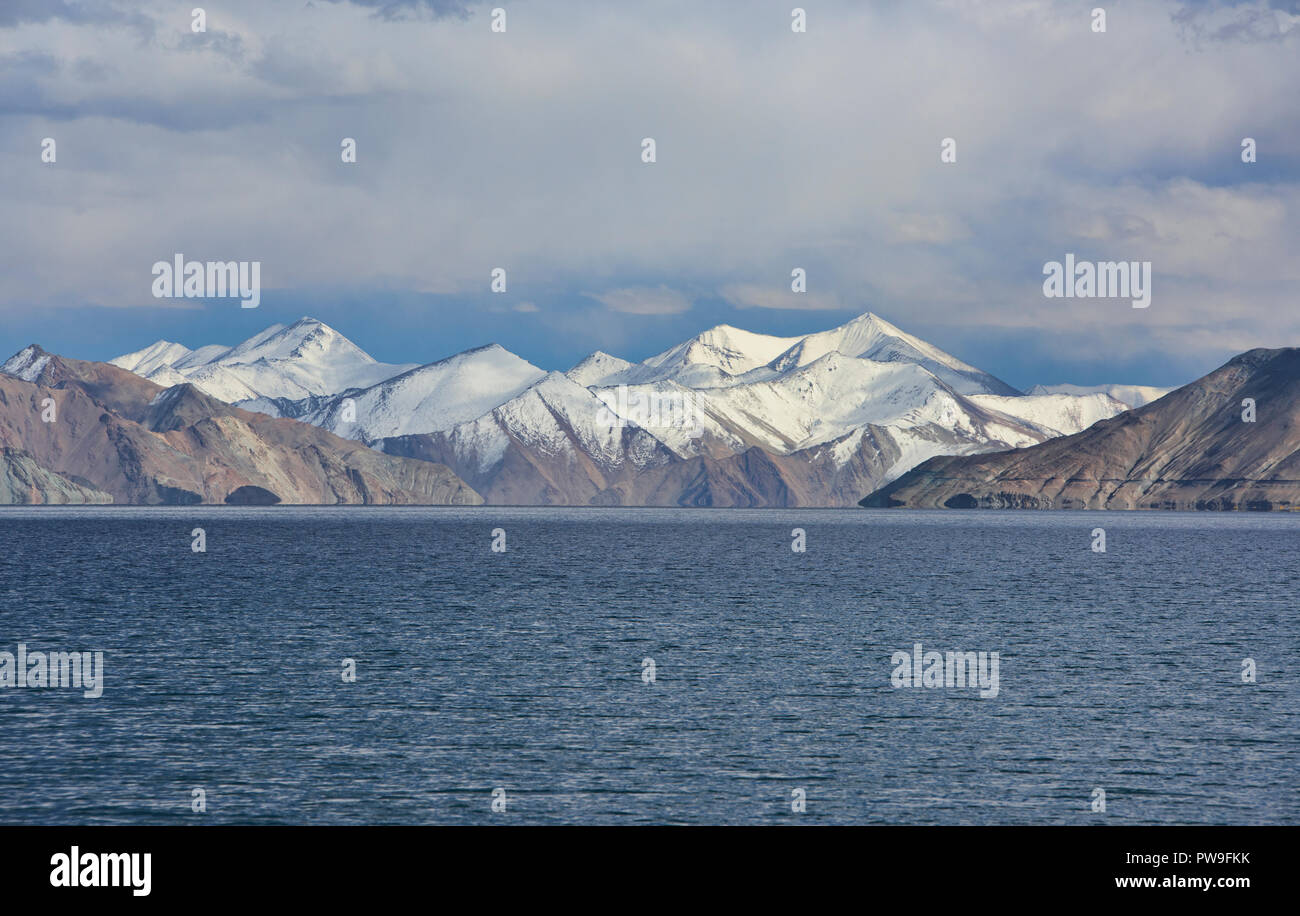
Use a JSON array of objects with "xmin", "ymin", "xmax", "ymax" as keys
[
  {"xmin": 109, "ymin": 318, "xmax": 418, "ymax": 403},
  {"xmin": 862, "ymin": 347, "xmax": 1300, "ymax": 511},
  {"xmin": 0, "ymin": 345, "xmax": 480, "ymax": 506},
  {"xmin": 74, "ymin": 312, "xmax": 1168, "ymax": 507}
]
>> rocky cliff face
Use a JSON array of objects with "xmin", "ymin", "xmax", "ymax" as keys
[
  {"xmin": 861, "ymin": 348, "xmax": 1300, "ymax": 511},
  {"xmin": 0, "ymin": 347, "xmax": 482, "ymax": 506},
  {"xmin": 0, "ymin": 448, "xmax": 113, "ymax": 504}
]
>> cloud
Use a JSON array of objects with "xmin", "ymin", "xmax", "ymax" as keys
[
  {"xmin": 1172, "ymin": 0, "xmax": 1300, "ymax": 43},
  {"xmin": 0, "ymin": 1, "xmax": 134, "ymax": 27},
  {"xmin": 720, "ymin": 284, "xmax": 848, "ymax": 312},
  {"xmin": 591, "ymin": 286, "xmax": 692, "ymax": 316},
  {"xmin": 322, "ymin": 0, "xmax": 479, "ymax": 20},
  {"xmin": 888, "ymin": 212, "xmax": 972, "ymax": 245},
  {"xmin": 0, "ymin": 0, "xmax": 156, "ymax": 39},
  {"xmin": 0, "ymin": 0, "xmax": 1297, "ymax": 382}
]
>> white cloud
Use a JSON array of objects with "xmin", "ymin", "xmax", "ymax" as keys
[
  {"xmin": 0, "ymin": 0, "xmax": 1297, "ymax": 364},
  {"xmin": 591, "ymin": 286, "xmax": 692, "ymax": 315},
  {"xmin": 720, "ymin": 283, "xmax": 847, "ymax": 312}
]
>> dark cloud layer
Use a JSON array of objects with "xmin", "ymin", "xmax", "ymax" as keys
[
  {"xmin": 0, "ymin": 0, "xmax": 1296, "ymax": 389},
  {"xmin": 0, "ymin": 0, "xmax": 154, "ymax": 33},
  {"xmin": 321, "ymin": 0, "xmax": 480, "ymax": 21}
]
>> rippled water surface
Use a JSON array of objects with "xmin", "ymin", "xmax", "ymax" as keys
[{"xmin": 0, "ymin": 507, "xmax": 1296, "ymax": 824}]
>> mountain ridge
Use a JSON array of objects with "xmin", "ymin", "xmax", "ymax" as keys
[
  {"xmin": 19, "ymin": 310, "xmax": 1179, "ymax": 507},
  {"xmin": 109, "ymin": 316, "xmax": 419, "ymax": 404},
  {"xmin": 861, "ymin": 347, "xmax": 1300, "ymax": 511},
  {"xmin": 0, "ymin": 349, "xmax": 482, "ymax": 505}
]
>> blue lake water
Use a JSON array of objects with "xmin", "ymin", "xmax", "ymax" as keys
[{"xmin": 0, "ymin": 507, "xmax": 1296, "ymax": 825}]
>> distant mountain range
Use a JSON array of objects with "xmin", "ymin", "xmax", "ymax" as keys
[
  {"xmin": 863, "ymin": 348, "xmax": 1300, "ymax": 511},
  {"xmin": 108, "ymin": 318, "xmax": 419, "ymax": 402},
  {"xmin": 61, "ymin": 311, "xmax": 1169, "ymax": 507},
  {"xmin": 0, "ymin": 346, "xmax": 480, "ymax": 506},
  {"xmin": 1025, "ymin": 382, "xmax": 1171, "ymax": 409},
  {"xmin": 0, "ymin": 312, "xmax": 1199, "ymax": 505}
]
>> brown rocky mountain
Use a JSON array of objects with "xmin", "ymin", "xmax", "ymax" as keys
[
  {"xmin": 381, "ymin": 407, "xmax": 1032, "ymax": 508},
  {"xmin": 594, "ymin": 421, "xmax": 1012, "ymax": 507},
  {"xmin": 0, "ymin": 346, "xmax": 482, "ymax": 506},
  {"xmin": 107, "ymin": 314, "xmax": 1144, "ymax": 508},
  {"xmin": 861, "ymin": 348, "xmax": 1300, "ymax": 511},
  {"xmin": 0, "ymin": 447, "xmax": 113, "ymax": 504}
]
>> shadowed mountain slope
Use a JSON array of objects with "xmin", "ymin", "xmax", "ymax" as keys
[
  {"xmin": 861, "ymin": 348, "xmax": 1300, "ymax": 511},
  {"xmin": 0, "ymin": 347, "xmax": 482, "ymax": 505}
]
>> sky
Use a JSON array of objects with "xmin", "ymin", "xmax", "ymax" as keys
[{"xmin": 1, "ymin": 0, "xmax": 1298, "ymax": 391}]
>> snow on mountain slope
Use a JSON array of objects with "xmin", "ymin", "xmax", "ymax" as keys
[
  {"xmin": 140, "ymin": 365, "xmax": 192, "ymax": 389},
  {"xmin": 486, "ymin": 371, "xmax": 664, "ymax": 472},
  {"xmin": 171, "ymin": 344, "xmax": 234, "ymax": 370},
  {"xmin": 170, "ymin": 362, "xmax": 272, "ymax": 402},
  {"xmin": 767, "ymin": 313, "xmax": 1019, "ymax": 395},
  {"xmin": 759, "ymin": 407, "xmax": 1041, "ymax": 502},
  {"xmin": 968, "ymin": 392, "xmax": 1128, "ymax": 437},
  {"xmin": 93, "ymin": 310, "xmax": 1159, "ymax": 506},
  {"xmin": 300, "ymin": 344, "xmax": 548, "ymax": 441},
  {"xmin": 218, "ymin": 318, "xmax": 405, "ymax": 384},
  {"xmin": 692, "ymin": 354, "xmax": 958, "ymax": 453},
  {"xmin": 217, "ymin": 318, "xmax": 417, "ymax": 398},
  {"xmin": 398, "ymin": 366, "xmax": 1055, "ymax": 507},
  {"xmin": 639, "ymin": 324, "xmax": 800, "ymax": 381},
  {"xmin": 590, "ymin": 352, "xmax": 1044, "ymax": 463},
  {"xmin": 566, "ymin": 351, "xmax": 635, "ymax": 387},
  {"xmin": 582, "ymin": 324, "xmax": 802, "ymax": 388},
  {"xmin": 377, "ymin": 371, "xmax": 679, "ymax": 504},
  {"xmin": 1026, "ymin": 383, "xmax": 1172, "ymax": 409},
  {"xmin": 588, "ymin": 379, "xmax": 720, "ymax": 455},
  {"xmin": 1, "ymin": 346, "xmax": 52, "ymax": 382},
  {"xmin": 582, "ymin": 312, "xmax": 1019, "ymax": 395},
  {"xmin": 110, "ymin": 340, "xmax": 194, "ymax": 376},
  {"xmin": 110, "ymin": 317, "xmax": 417, "ymax": 403}
]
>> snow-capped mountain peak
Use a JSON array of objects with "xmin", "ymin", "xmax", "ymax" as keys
[
  {"xmin": 1, "ymin": 345, "xmax": 52, "ymax": 382},
  {"xmin": 767, "ymin": 312, "xmax": 1019, "ymax": 396},
  {"xmin": 97, "ymin": 310, "xmax": 1154, "ymax": 506},
  {"xmin": 645, "ymin": 323, "xmax": 800, "ymax": 378},
  {"xmin": 573, "ymin": 312, "xmax": 1019, "ymax": 396},
  {"xmin": 218, "ymin": 317, "xmax": 371, "ymax": 367},
  {"xmin": 294, "ymin": 342, "xmax": 549, "ymax": 442},
  {"xmin": 110, "ymin": 340, "xmax": 195, "ymax": 376},
  {"xmin": 109, "ymin": 317, "xmax": 417, "ymax": 403},
  {"xmin": 566, "ymin": 351, "xmax": 635, "ymax": 387}
]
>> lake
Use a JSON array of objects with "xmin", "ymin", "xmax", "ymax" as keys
[{"xmin": 0, "ymin": 507, "xmax": 1295, "ymax": 824}]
